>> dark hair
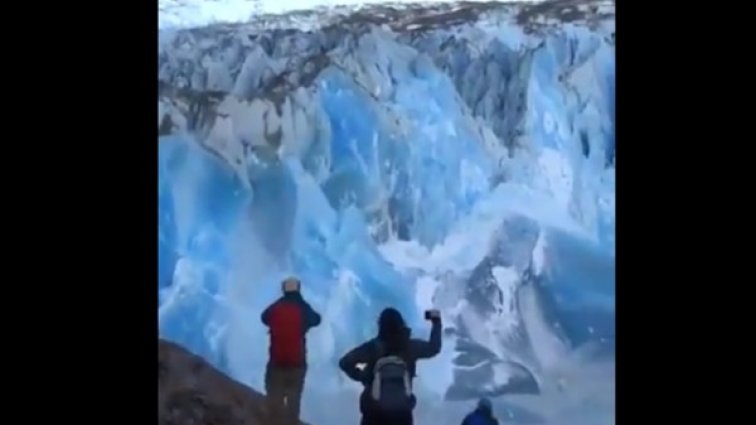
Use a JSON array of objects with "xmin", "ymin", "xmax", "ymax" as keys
[
  {"xmin": 377, "ymin": 308, "xmax": 410, "ymax": 353},
  {"xmin": 478, "ymin": 397, "xmax": 493, "ymax": 413}
]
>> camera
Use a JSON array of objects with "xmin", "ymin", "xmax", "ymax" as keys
[{"xmin": 424, "ymin": 309, "xmax": 440, "ymax": 321}]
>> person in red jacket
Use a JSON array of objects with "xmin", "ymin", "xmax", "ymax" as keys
[{"xmin": 261, "ymin": 277, "xmax": 322, "ymax": 425}]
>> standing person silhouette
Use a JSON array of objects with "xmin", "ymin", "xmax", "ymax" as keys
[
  {"xmin": 261, "ymin": 277, "xmax": 321, "ymax": 425},
  {"xmin": 339, "ymin": 307, "xmax": 442, "ymax": 425}
]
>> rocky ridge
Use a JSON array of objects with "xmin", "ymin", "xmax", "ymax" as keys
[{"xmin": 159, "ymin": 339, "xmax": 311, "ymax": 425}]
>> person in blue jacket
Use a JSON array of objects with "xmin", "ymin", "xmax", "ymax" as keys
[{"xmin": 461, "ymin": 398, "xmax": 499, "ymax": 425}]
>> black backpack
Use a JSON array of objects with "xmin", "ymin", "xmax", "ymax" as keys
[{"xmin": 369, "ymin": 341, "xmax": 414, "ymax": 413}]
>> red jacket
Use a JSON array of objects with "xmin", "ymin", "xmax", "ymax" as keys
[{"xmin": 261, "ymin": 291, "xmax": 321, "ymax": 367}]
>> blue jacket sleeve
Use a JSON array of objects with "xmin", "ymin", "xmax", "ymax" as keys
[
  {"xmin": 261, "ymin": 302, "xmax": 274, "ymax": 326},
  {"xmin": 408, "ymin": 318, "xmax": 442, "ymax": 359},
  {"xmin": 339, "ymin": 341, "xmax": 373, "ymax": 383},
  {"xmin": 301, "ymin": 300, "xmax": 321, "ymax": 329}
]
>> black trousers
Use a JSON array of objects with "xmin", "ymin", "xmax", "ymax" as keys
[
  {"xmin": 360, "ymin": 411, "xmax": 413, "ymax": 425},
  {"xmin": 265, "ymin": 364, "xmax": 306, "ymax": 425},
  {"xmin": 359, "ymin": 392, "xmax": 414, "ymax": 425}
]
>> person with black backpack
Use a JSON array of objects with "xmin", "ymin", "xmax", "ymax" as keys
[{"xmin": 338, "ymin": 307, "xmax": 442, "ymax": 425}]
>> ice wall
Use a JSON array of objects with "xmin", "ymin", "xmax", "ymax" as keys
[{"xmin": 158, "ymin": 1, "xmax": 614, "ymax": 423}]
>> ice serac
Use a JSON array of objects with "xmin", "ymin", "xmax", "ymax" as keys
[
  {"xmin": 159, "ymin": 136, "xmax": 253, "ymax": 369},
  {"xmin": 158, "ymin": 0, "xmax": 615, "ymax": 420}
]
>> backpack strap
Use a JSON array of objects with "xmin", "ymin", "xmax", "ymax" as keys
[{"xmin": 370, "ymin": 341, "xmax": 383, "ymax": 400}]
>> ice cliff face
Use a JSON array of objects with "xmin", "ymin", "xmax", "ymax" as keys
[{"xmin": 158, "ymin": 0, "xmax": 614, "ymax": 420}]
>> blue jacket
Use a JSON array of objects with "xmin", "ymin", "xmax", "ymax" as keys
[
  {"xmin": 261, "ymin": 291, "xmax": 321, "ymax": 331},
  {"xmin": 461, "ymin": 409, "xmax": 499, "ymax": 425},
  {"xmin": 261, "ymin": 291, "xmax": 321, "ymax": 366}
]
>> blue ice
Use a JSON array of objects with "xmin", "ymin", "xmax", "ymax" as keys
[
  {"xmin": 158, "ymin": 135, "xmax": 252, "ymax": 367},
  {"xmin": 157, "ymin": 18, "xmax": 615, "ymax": 413}
]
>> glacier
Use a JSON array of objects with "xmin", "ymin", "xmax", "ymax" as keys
[{"xmin": 158, "ymin": 1, "xmax": 615, "ymax": 424}]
